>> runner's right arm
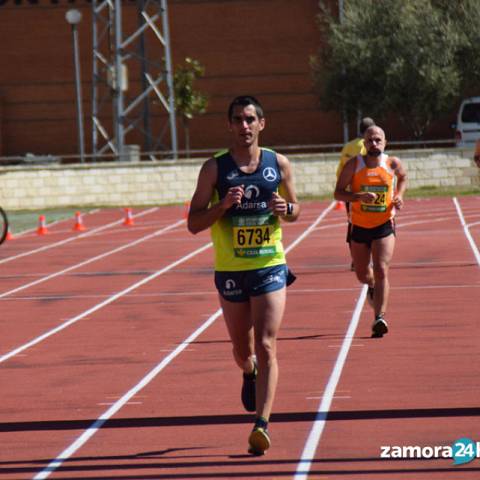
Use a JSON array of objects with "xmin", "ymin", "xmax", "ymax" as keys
[
  {"xmin": 187, "ymin": 158, "xmax": 244, "ymax": 234},
  {"xmin": 334, "ymin": 157, "xmax": 377, "ymax": 204}
]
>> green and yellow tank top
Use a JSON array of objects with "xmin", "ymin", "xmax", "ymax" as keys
[{"xmin": 211, "ymin": 149, "xmax": 286, "ymax": 272}]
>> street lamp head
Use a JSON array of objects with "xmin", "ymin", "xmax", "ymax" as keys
[{"xmin": 65, "ymin": 9, "xmax": 82, "ymax": 25}]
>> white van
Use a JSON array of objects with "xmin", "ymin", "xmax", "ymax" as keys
[{"xmin": 455, "ymin": 96, "xmax": 480, "ymax": 147}]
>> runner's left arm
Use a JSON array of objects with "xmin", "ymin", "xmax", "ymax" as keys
[
  {"xmin": 391, "ymin": 157, "xmax": 408, "ymax": 210},
  {"xmin": 272, "ymin": 153, "xmax": 300, "ymax": 222}
]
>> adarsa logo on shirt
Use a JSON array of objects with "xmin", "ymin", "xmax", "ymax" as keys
[{"xmin": 236, "ymin": 201, "xmax": 268, "ymax": 210}]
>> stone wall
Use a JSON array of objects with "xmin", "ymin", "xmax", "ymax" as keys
[{"xmin": 0, "ymin": 148, "xmax": 478, "ymax": 211}]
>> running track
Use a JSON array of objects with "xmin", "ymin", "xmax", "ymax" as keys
[{"xmin": 0, "ymin": 198, "xmax": 479, "ymax": 479}]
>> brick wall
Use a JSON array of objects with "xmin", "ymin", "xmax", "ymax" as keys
[
  {"xmin": 0, "ymin": 0, "xmax": 454, "ymax": 158},
  {"xmin": 0, "ymin": 148, "xmax": 477, "ymax": 211}
]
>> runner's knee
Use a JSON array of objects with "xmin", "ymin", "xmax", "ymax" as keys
[
  {"xmin": 373, "ymin": 262, "xmax": 389, "ymax": 280},
  {"xmin": 254, "ymin": 337, "xmax": 276, "ymax": 363}
]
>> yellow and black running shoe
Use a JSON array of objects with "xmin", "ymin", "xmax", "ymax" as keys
[{"xmin": 248, "ymin": 426, "xmax": 271, "ymax": 455}]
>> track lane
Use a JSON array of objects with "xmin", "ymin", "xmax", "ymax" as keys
[
  {"xmin": 0, "ymin": 208, "xmax": 190, "ymax": 354},
  {"xmin": 1, "ymin": 198, "xmax": 478, "ymax": 479},
  {"xmin": 0, "ymin": 202, "xmax": 338, "ymax": 476},
  {"xmin": 0, "ymin": 208, "xmax": 162, "ymax": 266},
  {"xmin": 299, "ymin": 197, "xmax": 480, "ymax": 479}
]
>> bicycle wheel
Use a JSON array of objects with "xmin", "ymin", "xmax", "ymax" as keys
[{"xmin": 0, "ymin": 207, "xmax": 9, "ymax": 245}]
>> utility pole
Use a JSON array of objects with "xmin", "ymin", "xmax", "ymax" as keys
[{"xmin": 91, "ymin": 0, "xmax": 178, "ymax": 161}]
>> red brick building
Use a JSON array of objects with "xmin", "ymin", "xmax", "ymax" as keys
[{"xmin": 0, "ymin": 0, "xmax": 452, "ymax": 158}]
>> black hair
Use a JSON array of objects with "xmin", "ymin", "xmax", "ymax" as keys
[{"xmin": 227, "ymin": 95, "xmax": 264, "ymax": 121}]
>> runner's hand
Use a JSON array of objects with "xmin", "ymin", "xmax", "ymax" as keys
[
  {"xmin": 393, "ymin": 195, "xmax": 404, "ymax": 210},
  {"xmin": 222, "ymin": 185, "xmax": 244, "ymax": 209},
  {"xmin": 357, "ymin": 192, "xmax": 377, "ymax": 204},
  {"xmin": 269, "ymin": 192, "xmax": 287, "ymax": 216}
]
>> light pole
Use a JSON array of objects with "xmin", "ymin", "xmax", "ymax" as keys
[
  {"xmin": 338, "ymin": 0, "xmax": 349, "ymax": 142},
  {"xmin": 66, "ymin": 9, "xmax": 86, "ymax": 163}
]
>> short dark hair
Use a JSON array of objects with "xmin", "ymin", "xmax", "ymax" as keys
[
  {"xmin": 359, "ymin": 117, "xmax": 375, "ymax": 134},
  {"xmin": 228, "ymin": 95, "xmax": 264, "ymax": 121}
]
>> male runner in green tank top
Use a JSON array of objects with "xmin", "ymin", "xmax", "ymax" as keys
[{"xmin": 188, "ymin": 96, "xmax": 300, "ymax": 455}]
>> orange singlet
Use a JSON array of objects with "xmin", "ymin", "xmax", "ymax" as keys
[{"xmin": 350, "ymin": 153, "xmax": 396, "ymax": 229}]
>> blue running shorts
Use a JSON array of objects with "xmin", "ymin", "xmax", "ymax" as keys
[{"xmin": 215, "ymin": 264, "xmax": 291, "ymax": 303}]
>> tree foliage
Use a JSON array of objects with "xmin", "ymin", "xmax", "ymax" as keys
[
  {"xmin": 173, "ymin": 57, "xmax": 208, "ymax": 156},
  {"xmin": 311, "ymin": 0, "xmax": 480, "ymax": 139}
]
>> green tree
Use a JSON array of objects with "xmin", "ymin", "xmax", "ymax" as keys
[
  {"xmin": 436, "ymin": 0, "xmax": 480, "ymax": 94},
  {"xmin": 173, "ymin": 57, "xmax": 208, "ymax": 157},
  {"xmin": 311, "ymin": 0, "xmax": 480, "ymax": 139}
]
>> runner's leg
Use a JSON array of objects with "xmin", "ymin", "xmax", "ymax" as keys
[
  {"xmin": 370, "ymin": 233, "xmax": 395, "ymax": 316},
  {"xmin": 219, "ymin": 296, "xmax": 255, "ymax": 374},
  {"xmin": 351, "ymin": 240, "xmax": 374, "ymax": 287},
  {"xmin": 250, "ymin": 287, "xmax": 286, "ymax": 420}
]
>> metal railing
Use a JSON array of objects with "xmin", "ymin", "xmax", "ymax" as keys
[{"xmin": 0, "ymin": 138, "xmax": 461, "ymax": 166}]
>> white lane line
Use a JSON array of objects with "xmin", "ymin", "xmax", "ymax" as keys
[
  {"xmin": 0, "ymin": 242, "xmax": 213, "ymax": 365},
  {"xmin": 33, "ymin": 309, "xmax": 223, "ymax": 480},
  {"xmin": 306, "ymin": 396, "xmax": 351, "ymax": 400},
  {"xmin": 286, "ymin": 201, "xmax": 336, "ymax": 251},
  {"xmin": 398, "ymin": 216, "xmax": 456, "ymax": 228},
  {"xmin": 294, "ymin": 285, "xmax": 367, "ymax": 480},
  {"xmin": 453, "ymin": 197, "xmax": 480, "ymax": 267},
  {"xmin": 0, "ymin": 219, "xmax": 185, "ymax": 299},
  {"xmin": 32, "ymin": 202, "xmax": 337, "ymax": 479},
  {"xmin": 0, "ymin": 208, "xmax": 159, "ymax": 265}
]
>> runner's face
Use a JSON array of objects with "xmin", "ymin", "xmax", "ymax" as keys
[
  {"xmin": 364, "ymin": 127, "xmax": 386, "ymax": 157},
  {"xmin": 229, "ymin": 105, "xmax": 265, "ymax": 147}
]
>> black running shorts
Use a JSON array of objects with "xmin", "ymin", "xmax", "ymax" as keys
[{"xmin": 351, "ymin": 220, "xmax": 395, "ymax": 247}]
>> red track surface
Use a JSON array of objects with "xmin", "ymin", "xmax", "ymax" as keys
[{"xmin": 0, "ymin": 199, "xmax": 479, "ymax": 479}]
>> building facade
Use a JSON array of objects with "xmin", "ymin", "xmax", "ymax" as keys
[{"xmin": 0, "ymin": 0, "xmax": 453, "ymax": 159}]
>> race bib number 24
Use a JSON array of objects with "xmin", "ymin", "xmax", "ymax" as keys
[{"xmin": 360, "ymin": 185, "xmax": 388, "ymax": 212}]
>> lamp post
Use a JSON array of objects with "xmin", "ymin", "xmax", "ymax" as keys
[
  {"xmin": 66, "ymin": 9, "xmax": 85, "ymax": 163},
  {"xmin": 338, "ymin": 0, "xmax": 349, "ymax": 142}
]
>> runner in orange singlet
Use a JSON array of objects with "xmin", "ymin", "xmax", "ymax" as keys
[{"xmin": 334, "ymin": 126, "xmax": 407, "ymax": 337}]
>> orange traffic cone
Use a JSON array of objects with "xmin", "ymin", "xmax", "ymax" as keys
[
  {"xmin": 335, "ymin": 201, "xmax": 345, "ymax": 211},
  {"xmin": 37, "ymin": 215, "xmax": 48, "ymax": 235},
  {"xmin": 123, "ymin": 208, "xmax": 134, "ymax": 226},
  {"xmin": 6, "ymin": 227, "xmax": 14, "ymax": 240},
  {"xmin": 73, "ymin": 211, "xmax": 86, "ymax": 231}
]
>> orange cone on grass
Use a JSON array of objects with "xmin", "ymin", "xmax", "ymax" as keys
[
  {"xmin": 37, "ymin": 215, "xmax": 48, "ymax": 235},
  {"xmin": 123, "ymin": 208, "xmax": 134, "ymax": 226},
  {"xmin": 73, "ymin": 211, "xmax": 86, "ymax": 231}
]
